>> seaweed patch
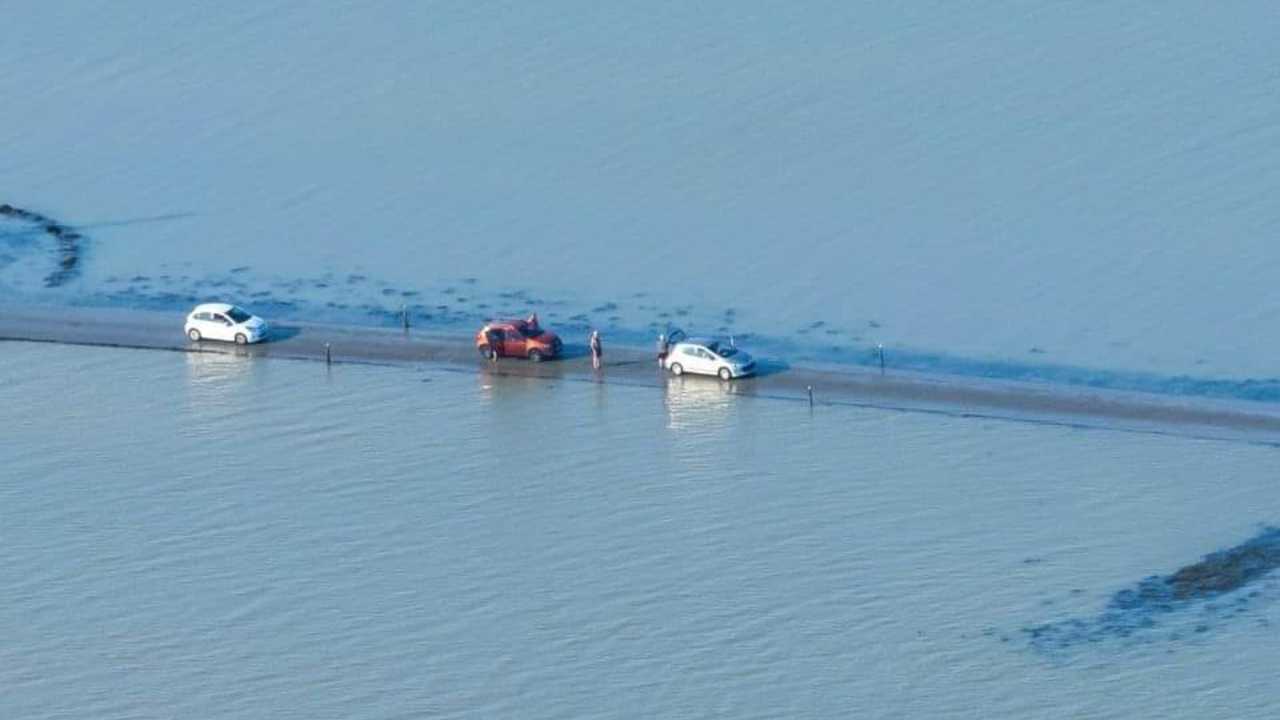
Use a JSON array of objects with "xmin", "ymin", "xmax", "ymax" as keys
[
  {"xmin": 0, "ymin": 203, "xmax": 85, "ymax": 287},
  {"xmin": 1025, "ymin": 527, "xmax": 1280, "ymax": 650}
]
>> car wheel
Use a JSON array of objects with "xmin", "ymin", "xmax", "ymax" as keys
[
  {"xmin": 718, "ymin": 367, "xmax": 733, "ymax": 381},
  {"xmin": 528, "ymin": 349, "xmax": 544, "ymax": 363},
  {"xmin": 187, "ymin": 328, "xmax": 201, "ymax": 342},
  {"xmin": 235, "ymin": 333, "xmax": 248, "ymax": 345},
  {"xmin": 478, "ymin": 344, "xmax": 492, "ymax": 358},
  {"xmin": 670, "ymin": 362, "xmax": 683, "ymax": 376}
]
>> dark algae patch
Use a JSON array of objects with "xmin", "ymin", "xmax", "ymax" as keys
[
  {"xmin": 0, "ymin": 203, "xmax": 85, "ymax": 287},
  {"xmin": 1164, "ymin": 529, "xmax": 1280, "ymax": 599},
  {"xmin": 1025, "ymin": 527, "xmax": 1280, "ymax": 650}
]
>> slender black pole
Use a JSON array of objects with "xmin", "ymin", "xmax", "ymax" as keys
[
  {"xmin": 807, "ymin": 385, "xmax": 814, "ymax": 408},
  {"xmin": 325, "ymin": 342, "xmax": 332, "ymax": 365}
]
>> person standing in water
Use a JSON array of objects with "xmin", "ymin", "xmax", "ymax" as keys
[
  {"xmin": 589, "ymin": 330, "xmax": 603, "ymax": 370},
  {"xmin": 656, "ymin": 333, "xmax": 668, "ymax": 367},
  {"xmin": 485, "ymin": 327, "xmax": 500, "ymax": 363}
]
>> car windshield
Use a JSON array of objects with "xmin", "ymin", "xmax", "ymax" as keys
[
  {"xmin": 518, "ymin": 323, "xmax": 543, "ymax": 338},
  {"xmin": 226, "ymin": 307, "xmax": 252, "ymax": 323},
  {"xmin": 707, "ymin": 342, "xmax": 737, "ymax": 357}
]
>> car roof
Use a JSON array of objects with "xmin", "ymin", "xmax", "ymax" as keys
[
  {"xmin": 484, "ymin": 319, "xmax": 533, "ymax": 329},
  {"xmin": 192, "ymin": 302, "xmax": 235, "ymax": 313},
  {"xmin": 678, "ymin": 337, "xmax": 719, "ymax": 347}
]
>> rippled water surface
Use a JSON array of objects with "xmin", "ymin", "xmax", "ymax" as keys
[
  {"xmin": 3, "ymin": 2, "xmax": 1280, "ymax": 380},
  {"xmin": 4, "ymin": 3, "xmax": 1280, "ymax": 716},
  {"xmin": 4, "ymin": 342, "xmax": 1280, "ymax": 718}
]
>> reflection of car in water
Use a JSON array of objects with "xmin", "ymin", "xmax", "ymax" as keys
[
  {"xmin": 183, "ymin": 345, "xmax": 256, "ymax": 399},
  {"xmin": 184, "ymin": 303, "xmax": 269, "ymax": 345},
  {"xmin": 663, "ymin": 374, "xmax": 744, "ymax": 432},
  {"xmin": 475, "ymin": 319, "xmax": 562, "ymax": 362},
  {"xmin": 663, "ymin": 337, "xmax": 755, "ymax": 380}
]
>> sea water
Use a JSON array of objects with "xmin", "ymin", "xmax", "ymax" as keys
[
  {"xmin": 2, "ymin": 2, "xmax": 1280, "ymax": 380},
  {"xmin": 3, "ymin": 342, "xmax": 1280, "ymax": 718},
  {"xmin": 4, "ymin": 2, "xmax": 1280, "ymax": 717}
]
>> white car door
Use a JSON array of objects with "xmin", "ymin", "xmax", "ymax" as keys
[
  {"xmin": 674, "ymin": 345, "xmax": 701, "ymax": 374},
  {"xmin": 704, "ymin": 348, "xmax": 727, "ymax": 374},
  {"xmin": 686, "ymin": 346, "xmax": 712, "ymax": 375},
  {"xmin": 210, "ymin": 313, "xmax": 234, "ymax": 341},
  {"xmin": 699, "ymin": 347, "xmax": 723, "ymax": 375},
  {"xmin": 195, "ymin": 312, "xmax": 218, "ymax": 339}
]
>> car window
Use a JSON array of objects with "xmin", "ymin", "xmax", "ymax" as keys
[
  {"xmin": 226, "ymin": 307, "xmax": 252, "ymax": 323},
  {"xmin": 698, "ymin": 349, "xmax": 714, "ymax": 360},
  {"xmin": 681, "ymin": 346, "xmax": 698, "ymax": 357},
  {"xmin": 214, "ymin": 314, "xmax": 232, "ymax": 325}
]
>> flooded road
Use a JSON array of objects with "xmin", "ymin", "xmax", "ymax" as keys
[{"xmin": 5, "ymin": 304, "xmax": 1280, "ymax": 447}]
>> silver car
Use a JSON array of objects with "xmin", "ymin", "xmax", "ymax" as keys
[{"xmin": 664, "ymin": 338, "xmax": 756, "ymax": 380}]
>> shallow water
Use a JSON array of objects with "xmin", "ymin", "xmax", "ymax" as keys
[
  {"xmin": 3, "ymin": 2, "xmax": 1280, "ymax": 381},
  {"xmin": 3, "ymin": 342, "xmax": 1280, "ymax": 718},
  {"xmin": 4, "ymin": 3, "xmax": 1280, "ymax": 716}
]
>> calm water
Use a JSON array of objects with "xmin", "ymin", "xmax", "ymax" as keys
[
  {"xmin": 3, "ymin": 341, "xmax": 1280, "ymax": 718},
  {"xmin": 4, "ymin": 3, "xmax": 1280, "ymax": 716},
  {"xmin": 2, "ymin": 2, "xmax": 1280, "ymax": 380}
]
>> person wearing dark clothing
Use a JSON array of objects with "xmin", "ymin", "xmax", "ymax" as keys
[
  {"xmin": 589, "ymin": 330, "xmax": 603, "ymax": 370},
  {"xmin": 657, "ymin": 333, "xmax": 669, "ymax": 367},
  {"xmin": 485, "ymin": 328, "xmax": 500, "ymax": 362}
]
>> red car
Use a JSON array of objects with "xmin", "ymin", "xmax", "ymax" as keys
[{"xmin": 475, "ymin": 318, "xmax": 562, "ymax": 362}]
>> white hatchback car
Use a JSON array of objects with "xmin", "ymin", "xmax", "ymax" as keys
[
  {"xmin": 184, "ymin": 303, "xmax": 269, "ymax": 345},
  {"xmin": 664, "ymin": 338, "xmax": 756, "ymax": 380}
]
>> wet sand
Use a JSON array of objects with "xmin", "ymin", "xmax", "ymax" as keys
[{"xmin": 4, "ymin": 303, "xmax": 1280, "ymax": 445}]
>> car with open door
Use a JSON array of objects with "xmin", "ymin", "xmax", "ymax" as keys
[{"xmin": 663, "ymin": 337, "xmax": 755, "ymax": 380}]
